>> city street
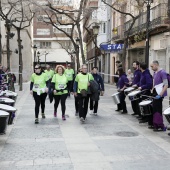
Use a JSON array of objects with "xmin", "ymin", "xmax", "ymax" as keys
[{"xmin": 0, "ymin": 83, "xmax": 170, "ymax": 170}]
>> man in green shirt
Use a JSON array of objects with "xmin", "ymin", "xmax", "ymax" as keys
[
  {"xmin": 73, "ymin": 64, "xmax": 94, "ymax": 122},
  {"xmin": 64, "ymin": 64, "xmax": 75, "ymax": 97}
]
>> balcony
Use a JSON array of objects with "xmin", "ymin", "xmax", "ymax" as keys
[
  {"xmin": 124, "ymin": 3, "xmax": 168, "ymax": 37},
  {"xmin": 112, "ymin": 25, "xmax": 124, "ymax": 41}
]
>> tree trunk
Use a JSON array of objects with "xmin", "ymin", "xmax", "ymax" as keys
[
  {"xmin": 6, "ymin": 26, "xmax": 10, "ymax": 70},
  {"xmin": 77, "ymin": 23, "xmax": 85, "ymax": 64},
  {"xmin": 17, "ymin": 28, "xmax": 23, "ymax": 91},
  {"xmin": 122, "ymin": 38, "xmax": 128, "ymax": 71}
]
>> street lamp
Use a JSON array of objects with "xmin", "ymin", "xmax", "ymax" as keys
[
  {"xmin": 37, "ymin": 51, "xmax": 40, "ymax": 64},
  {"xmin": 44, "ymin": 51, "xmax": 49, "ymax": 67},
  {"xmin": 92, "ymin": 24, "xmax": 100, "ymax": 67},
  {"xmin": 144, "ymin": 0, "xmax": 153, "ymax": 67},
  {"xmin": 33, "ymin": 45, "xmax": 37, "ymax": 68},
  {"xmin": 75, "ymin": 37, "xmax": 80, "ymax": 70}
]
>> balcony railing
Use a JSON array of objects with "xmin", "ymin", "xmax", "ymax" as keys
[
  {"xmin": 112, "ymin": 25, "xmax": 124, "ymax": 40},
  {"xmin": 124, "ymin": 3, "xmax": 168, "ymax": 37}
]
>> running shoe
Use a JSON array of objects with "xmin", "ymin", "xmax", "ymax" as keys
[
  {"xmin": 54, "ymin": 112, "xmax": 57, "ymax": 117},
  {"xmin": 42, "ymin": 113, "xmax": 45, "ymax": 119},
  {"xmin": 35, "ymin": 118, "xmax": 39, "ymax": 124},
  {"xmin": 62, "ymin": 115, "xmax": 66, "ymax": 120}
]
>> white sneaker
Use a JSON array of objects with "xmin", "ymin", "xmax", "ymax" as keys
[
  {"xmin": 89, "ymin": 110, "xmax": 93, "ymax": 115},
  {"xmin": 80, "ymin": 117, "xmax": 84, "ymax": 122},
  {"xmin": 94, "ymin": 113, "xmax": 97, "ymax": 116}
]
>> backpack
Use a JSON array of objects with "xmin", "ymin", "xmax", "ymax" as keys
[{"xmin": 89, "ymin": 80, "xmax": 99, "ymax": 93}]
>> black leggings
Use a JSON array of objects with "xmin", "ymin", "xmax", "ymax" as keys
[
  {"xmin": 33, "ymin": 92, "xmax": 47, "ymax": 118},
  {"xmin": 54, "ymin": 94, "xmax": 67, "ymax": 116}
]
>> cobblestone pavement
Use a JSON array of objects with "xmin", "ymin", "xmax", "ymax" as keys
[{"xmin": 0, "ymin": 83, "xmax": 170, "ymax": 170}]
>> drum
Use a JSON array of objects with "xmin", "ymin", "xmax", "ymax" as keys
[
  {"xmin": 4, "ymin": 90, "xmax": 17, "ymax": 101},
  {"xmin": 111, "ymin": 92, "xmax": 120, "ymax": 104},
  {"xmin": 163, "ymin": 107, "xmax": 170, "ymax": 124},
  {"xmin": 0, "ymin": 104, "xmax": 17, "ymax": 125},
  {"xmin": 0, "ymin": 98, "xmax": 15, "ymax": 104},
  {"xmin": 128, "ymin": 90, "xmax": 141, "ymax": 101},
  {"xmin": 139, "ymin": 100, "xmax": 152, "ymax": 116},
  {"xmin": 0, "ymin": 110, "xmax": 9, "ymax": 134},
  {"xmin": 124, "ymin": 87, "xmax": 134, "ymax": 96}
]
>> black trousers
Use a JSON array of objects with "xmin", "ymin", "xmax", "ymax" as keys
[
  {"xmin": 67, "ymin": 81, "xmax": 73, "ymax": 95},
  {"xmin": 131, "ymin": 99, "xmax": 141, "ymax": 115},
  {"xmin": 74, "ymin": 96, "xmax": 79, "ymax": 113},
  {"xmin": 117, "ymin": 92, "xmax": 127, "ymax": 112},
  {"xmin": 78, "ymin": 94, "xmax": 90, "ymax": 119},
  {"xmin": 54, "ymin": 94, "xmax": 67, "ymax": 116},
  {"xmin": 33, "ymin": 92, "xmax": 47, "ymax": 118},
  {"xmin": 90, "ymin": 93, "xmax": 100, "ymax": 113}
]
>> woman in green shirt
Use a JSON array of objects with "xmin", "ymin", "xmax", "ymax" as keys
[
  {"xmin": 30, "ymin": 65, "xmax": 49, "ymax": 124},
  {"xmin": 51, "ymin": 65, "xmax": 68, "ymax": 120}
]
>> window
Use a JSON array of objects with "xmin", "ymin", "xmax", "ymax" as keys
[
  {"xmin": 103, "ymin": 23, "xmax": 106, "ymax": 33},
  {"xmin": 53, "ymin": 27, "xmax": 72, "ymax": 34},
  {"xmin": 37, "ymin": 29, "xmax": 50, "ymax": 35},
  {"xmin": 37, "ymin": 15, "xmax": 50, "ymax": 22},
  {"xmin": 40, "ymin": 42, "xmax": 51, "ymax": 49},
  {"xmin": 53, "ymin": 0, "xmax": 72, "ymax": 5}
]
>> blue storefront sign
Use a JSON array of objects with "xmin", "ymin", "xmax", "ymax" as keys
[{"xmin": 100, "ymin": 44, "xmax": 124, "ymax": 52}]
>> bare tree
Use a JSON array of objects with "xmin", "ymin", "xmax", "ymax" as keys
[{"xmin": 0, "ymin": 0, "xmax": 36, "ymax": 91}]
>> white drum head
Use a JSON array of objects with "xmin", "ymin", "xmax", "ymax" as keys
[
  {"xmin": 128, "ymin": 90, "xmax": 141, "ymax": 97},
  {"xmin": 124, "ymin": 87, "xmax": 134, "ymax": 92},
  {"xmin": 163, "ymin": 108, "xmax": 170, "ymax": 115},
  {"xmin": 0, "ymin": 110, "xmax": 9, "ymax": 116},
  {"xmin": 0, "ymin": 104, "xmax": 16, "ymax": 111},
  {"xmin": 139, "ymin": 100, "xmax": 152, "ymax": 106},
  {"xmin": 0, "ymin": 98, "xmax": 15, "ymax": 103},
  {"xmin": 111, "ymin": 92, "xmax": 119, "ymax": 96}
]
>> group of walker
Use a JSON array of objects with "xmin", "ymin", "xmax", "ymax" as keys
[
  {"xmin": 112, "ymin": 60, "xmax": 170, "ymax": 134},
  {"xmin": 30, "ymin": 64, "xmax": 104, "ymax": 124}
]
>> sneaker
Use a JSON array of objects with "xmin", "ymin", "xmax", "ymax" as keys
[
  {"xmin": 80, "ymin": 117, "xmax": 84, "ymax": 122},
  {"xmin": 35, "ymin": 118, "xmax": 39, "ymax": 124},
  {"xmin": 54, "ymin": 112, "xmax": 57, "ymax": 117},
  {"xmin": 89, "ymin": 110, "xmax": 93, "ymax": 114},
  {"xmin": 42, "ymin": 113, "xmax": 45, "ymax": 119},
  {"xmin": 62, "ymin": 115, "xmax": 66, "ymax": 121},
  {"xmin": 75, "ymin": 112, "xmax": 79, "ymax": 116},
  {"xmin": 94, "ymin": 113, "xmax": 97, "ymax": 116}
]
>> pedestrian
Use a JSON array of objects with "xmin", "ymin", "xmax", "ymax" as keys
[
  {"xmin": 137, "ymin": 63, "xmax": 153, "ymax": 124},
  {"xmin": 116, "ymin": 67, "xmax": 129, "ymax": 114},
  {"xmin": 74, "ymin": 64, "xmax": 94, "ymax": 122},
  {"xmin": 73, "ymin": 68, "xmax": 82, "ymax": 116},
  {"xmin": 127, "ymin": 69, "xmax": 134, "ymax": 83},
  {"xmin": 114, "ymin": 61, "xmax": 122, "ymax": 86},
  {"xmin": 131, "ymin": 61, "xmax": 141, "ymax": 116},
  {"xmin": 64, "ymin": 64, "xmax": 75, "ymax": 97},
  {"xmin": 45, "ymin": 65, "xmax": 54, "ymax": 97},
  {"xmin": 150, "ymin": 60, "xmax": 168, "ymax": 131},
  {"xmin": 51, "ymin": 65, "xmax": 68, "ymax": 120},
  {"xmin": 89, "ymin": 67, "xmax": 104, "ymax": 116},
  {"xmin": 30, "ymin": 64, "xmax": 48, "ymax": 124}
]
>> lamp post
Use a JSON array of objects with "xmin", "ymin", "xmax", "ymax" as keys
[
  {"xmin": 5, "ymin": 19, "xmax": 15, "ymax": 70},
  {"xmin": 144, "ymin": 0, "xmax": 153, "ymax": 67},
  {"xmin": 44, "ymin": 51, "xmax": 49, "ymax": 67},
  {"xmin": 33, "ymin": 45, "xmax": 37, "ymax": 68},
  {"xmin": 37, "ymin": 51, "xmax": 40, "ymax": 64},
  {"xmin": 92, "ymin": 24, "xmax": 100, "ymax": 67},
  {"xmin": 75, "ymin": 37, "xmax": 80, "ymax": 70}
]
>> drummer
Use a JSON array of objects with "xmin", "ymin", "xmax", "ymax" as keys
[
  {"xmin": 131, "ymin": 61, "xmax": 141, "ymax": 116},
  {"xmin": 137, "ymin": 63, "xmax": 153, "ymax": 124},
  {"xmin": 150, "ymin": 60, "xmax": 168, "ymax": 131},
  {"xmin": 116, "ymin": 67, "xmax": 129, "ymax": 114}
]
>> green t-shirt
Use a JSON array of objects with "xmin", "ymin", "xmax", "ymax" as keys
[
  {"xmin": 31, "ymin": 73, "xmax": 48, "ymax": 93},
  {"xmin": 52, "ymin": 74, "xmax": 68, "ymax": 95},
  {"xmin": 45, "ymin": 69, "xmax": 54, "ymax": 80},
  {"xmin": 64, "ymin": 69, "xmax": 74, "ymax": 81},
  {"xmin": 75, "ymin": 73, "xmax": 94, "ymax": 93}
]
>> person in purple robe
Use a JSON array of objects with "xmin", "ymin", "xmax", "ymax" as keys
[
  {"xmin": 116, "ymin": 67, "xmax": 129, "ymax": 114},
  {"xmin": 131, "ymin": 61, "xmax": 141, "ymax": 116},
  {"xmin": 150, "ymin": 60, "xmax": 168, "ymax": 131}
]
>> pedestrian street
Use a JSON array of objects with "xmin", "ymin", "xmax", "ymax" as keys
[{"xmin": 0, "ymin": 83, "xmax": 170, "ymax": 170}]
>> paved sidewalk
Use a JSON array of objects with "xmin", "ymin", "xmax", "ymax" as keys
[{"xmin": 0, "ymin": 83, "xmax": 170, "ymax": 170}]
